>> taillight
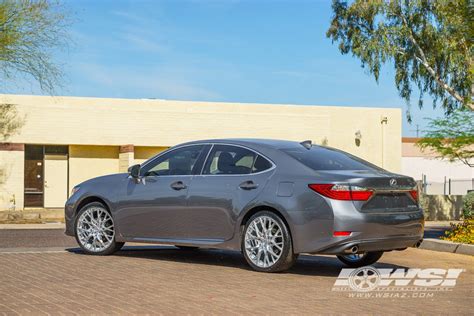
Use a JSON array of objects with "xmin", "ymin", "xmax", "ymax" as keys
[
  {"xmin": 409, "ymin": 189, "xmax": 418, "ymax": 202},
  {"xmin": 333, "ymin": 231, "xmax": 352, "ymax": 237},
  {"xmin": 350, "ymin": 185, "xmax": 374, "ymax": 201},
  {"xmin": 308, "ymin": 184, "xmax": 373, "ymax": 201}
]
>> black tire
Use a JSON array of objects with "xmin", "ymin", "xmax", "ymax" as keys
[
  {"xmin": 175, "ymin": 246, "xmax": 199, "ymax": 250},
  {"xmin": 242, "ymin": 211, "xmax": 297, "ymax": 273},
  {"xmin": 74, "ymin": 202, "xmax": 124, "ymax": 256},
  {"xmin": 337, "ymin": 251, "xmax": 384, "ymax": 268}
]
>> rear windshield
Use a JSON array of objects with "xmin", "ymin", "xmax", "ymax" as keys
[{"xmin": 281, "ymin": 146, "xmax": 383, "ymax": 171}]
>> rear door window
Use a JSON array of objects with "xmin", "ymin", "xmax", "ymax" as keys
[
  {"xmin": 202, "ymin": 145, "xmax": 274, "ymax": 175},
  {"xmin": 252, "ymin": 155, "xmax": 273, "ymax": 173},
  {"xmin": 203, "ymin": 145, "xmax": 256, "ymax": 175}
]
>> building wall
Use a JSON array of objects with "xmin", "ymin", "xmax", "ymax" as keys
[
  {"xmin": 402, "ymin": 156, "xmax": 473, "ymax": 182},
  {"xmin": 0, "ymin": 148, "xmax": 24, "ymax": 211},
  {"xmin": 401, "ymin": 138, "xmax": 473, "ymax": 195},
  {"xmin": 134, "ymin": 146, "xmax": 168, "ymax": 164},
  {"xmin": 0, "ymin": 94, "xmax": 402, "ymax": 171},
  {"xmin": 69, "ymin": 145, "xmax": 120, "ymax": 191},
  {"xmin": 0, "ymin": 94, "xmax": 403, "ymax": 210}
]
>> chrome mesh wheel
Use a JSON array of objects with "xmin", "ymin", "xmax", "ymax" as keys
[
  {"xmin": 76, "ymin": 206, "xmax": 115, "ymax": 252},
  {"xmin": 244, "ymin": 215, "xmax": 284, "ymax": 268}
]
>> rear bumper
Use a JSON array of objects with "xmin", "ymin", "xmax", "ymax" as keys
[
  {"xmin": 319, "ymin": 235, "xmax": 422, "ymax": 254},
  {"xmin": 291, "ymin": 197, "xmax": 424, "ymax": 254},
  {"xmin": 321, "ymin": 199, "xmax": 424, "ymax": 254}
]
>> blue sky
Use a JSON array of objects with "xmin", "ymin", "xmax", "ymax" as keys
[{"xmin": 7, "ymin": 0, "xmax": 446, "ymax": 136}]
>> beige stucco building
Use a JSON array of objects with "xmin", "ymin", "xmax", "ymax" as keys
[
  {"xmin": 0, "ymin": 94, "xmax": 402, "ymax": 211},
  {"xmin": 402, "ymin": 137, "xmax": 473, "ymax": 195}
]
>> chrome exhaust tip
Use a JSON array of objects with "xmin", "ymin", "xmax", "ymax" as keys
[{"xmin": 343, "ymin": 245, "xmax": 359, "ymax": 254}]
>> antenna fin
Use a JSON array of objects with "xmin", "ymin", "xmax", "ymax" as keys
[{"xmin": 300, "ymin": 140, "xmax": 312, "ymax": 150}]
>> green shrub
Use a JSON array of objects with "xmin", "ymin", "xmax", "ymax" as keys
[
  {"xmin": 462, "ymin": 192, "xmax": 474, "ymax": 219},
  {"xmin": 442, "ymin": 192, "xmax": 474, "ymax": 244},
  {"xmin": 442, "ymin": 219, "xmax": 473, "ymax": 244}
]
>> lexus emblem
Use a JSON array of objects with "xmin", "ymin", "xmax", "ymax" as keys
[{"xmin": 389, "ymin": 178, "xmax": 397, "ymax": 187}]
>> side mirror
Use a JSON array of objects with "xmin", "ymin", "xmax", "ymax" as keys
[{"xmin": 128, "ymin": 164, "xmax": 141, "ymax": 178}]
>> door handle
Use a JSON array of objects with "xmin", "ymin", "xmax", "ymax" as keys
[
  {"xmin": 170, "ymin": 181, "xmax": 187, "ymax": 190},
  {"xmin": 239, "ymin": 180, "xmax": 258, "ymax": 190}
]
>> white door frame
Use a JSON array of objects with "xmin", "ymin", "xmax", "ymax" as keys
[{"xmin": 44, "ymin": 154, "xmax": 68, "ymax": 208}]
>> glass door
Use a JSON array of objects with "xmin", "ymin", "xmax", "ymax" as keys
[{"xmin": 24, "ymin": 145, "xmax": 44, "ymax": 207}]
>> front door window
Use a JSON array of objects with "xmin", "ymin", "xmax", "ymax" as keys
[{"xmin": 141, "ymin": 145, "xmax": 205, "ymax": 176}]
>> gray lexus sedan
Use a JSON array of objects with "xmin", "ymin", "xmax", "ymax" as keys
[{"xmin": 65, "ymin": 139, "xmax": 424, "ymax": 272}]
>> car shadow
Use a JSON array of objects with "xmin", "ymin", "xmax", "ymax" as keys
[{"xmin": 67, "ymin": 245, "xmax": 410, "ymax": 276}]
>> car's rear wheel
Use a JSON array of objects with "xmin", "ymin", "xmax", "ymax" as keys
[
  {"xmin": 337, "ymin": 251, "xmax": 384, "ymax": 268},
  {"xmin": 242, "ymin": 211, "xmax": 297, "ymax": 272},
  {"xmin": 75, "ymin": 202, "xmax": 124, "ymax": 255}
]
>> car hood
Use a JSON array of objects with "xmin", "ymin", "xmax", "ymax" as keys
[{"xmin": 77, "ymin": 173, "xmax": 129, "ymax": 188}]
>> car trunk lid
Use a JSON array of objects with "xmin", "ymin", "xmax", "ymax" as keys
[{"xmin": 315, "ymin": 170, "xmax": 419, "ymax": 213}]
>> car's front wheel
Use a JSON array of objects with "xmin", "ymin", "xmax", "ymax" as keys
[
  {"xmin": 337, "ymin": 251, "xmax": 384, "ymax": 268},
  {"xmin": 242, "ymin": 211, "xmax": 297, "ymax": 272},
  {"xmin": 75, "ymin": 202, "xmax": 124, "ymax": 255}
]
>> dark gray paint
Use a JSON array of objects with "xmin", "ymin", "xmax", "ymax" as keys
[{"xmin": 65, "ymin": 139, "xmax": 423, "ymax": 254}]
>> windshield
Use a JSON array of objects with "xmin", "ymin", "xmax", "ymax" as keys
[{"xmin": 281, "ymin": 146, "xmax": 384, "ymax": 171}]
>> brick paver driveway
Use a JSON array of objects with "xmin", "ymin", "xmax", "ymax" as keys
[{"xmin": 0, "ymin": 244, "xmax": 472, "ymax": 315}]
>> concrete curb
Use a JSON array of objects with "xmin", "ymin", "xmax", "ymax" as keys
[
  {"xmin": 456, "ymin": 244, "xmax": 474, "ymax": 256},
  {"xmin": 419, "ymin": 238, "xmax": 474, "ymax": 256},
  {"xmin": 424, "ymin": 221, "xmax": 462, "ymax": 227},
  {"xmin": 0, "ymin": 247, "xmax": 70, "ymax": 254},
  {"xmin": 0, "ymin": 209, "xmax": 64, "ymax": 223}
]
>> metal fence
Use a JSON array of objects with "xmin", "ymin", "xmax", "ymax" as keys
[{"xmin": 420, "ymin": 176, "xmax": 474, "ymax": 195}]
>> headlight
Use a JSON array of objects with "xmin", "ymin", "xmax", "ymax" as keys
[{"xmin": 70, "ymin": 186, "xmax": 80, "ymax": 196}]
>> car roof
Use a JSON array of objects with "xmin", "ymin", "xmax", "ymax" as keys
[{"xmin": 180, "ymin": 138, "xmax": 305, "ymax": 150}]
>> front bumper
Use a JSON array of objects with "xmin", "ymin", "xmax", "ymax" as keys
[
  {"xmin": 64, "ymin": 202, "xmax": 75, "ymax": 236},
  {"xmin": 64, "ymin": 193, "xmax": 82, "ymax": 236}
]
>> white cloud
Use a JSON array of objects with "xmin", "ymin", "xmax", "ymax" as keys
[
  {"xmin": 272, "ymin": 70, "xmax": 310, "ymax": 78},
  {"xmin": 121, "ymin": 33, "xmax": 168, "ymax": 53},
  {"xmin": 110, "ymin": 8, "xmax": 169, "ymax": 54},
  {"xmin": 74, "ymin": 62, "xmax": 220, "ymax": 101}
]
